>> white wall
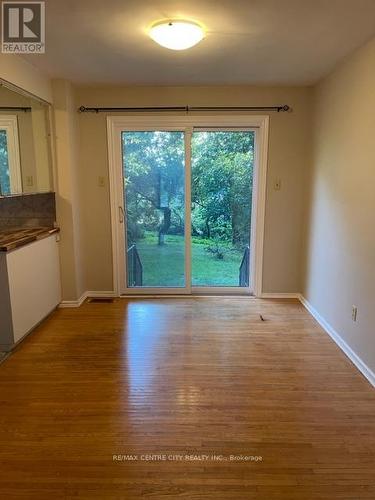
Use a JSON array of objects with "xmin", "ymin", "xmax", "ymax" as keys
[
  {"xmin": 0, "ymin": 53, "xmax": 52, "ymax": 103},
  {"xmin": 0, "ymin": 56, "xmax": 85, "ymax": 302},
  {"xmin": 76, "ymin": 85, "xmax": 312, "ymax": 294},
  {"xmin": 303, "ymin": 37, "xmax": 375, "ymax": 376},
  {"xmin": 52, "ymin": 80, "xmax": 85, "ymax": 301}
]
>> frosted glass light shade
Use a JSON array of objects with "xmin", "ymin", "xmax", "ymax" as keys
[{"xmin": 149, "ymin": 20, "xmax": 205, "ymax": 50}]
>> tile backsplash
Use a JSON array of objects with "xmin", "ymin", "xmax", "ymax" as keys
[{"xmin": 0, "ymin": 192, "xmax": 56, "ymax": 230}]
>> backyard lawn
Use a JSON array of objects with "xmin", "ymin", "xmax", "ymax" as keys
[{"xmin": 135, "ymin": 232, "xmax": 243, "ymax": 287}]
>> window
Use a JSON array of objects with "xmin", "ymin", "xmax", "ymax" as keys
[{"xmin": 0, "ymin": 116, "xmax": 22, "ymax": 195}]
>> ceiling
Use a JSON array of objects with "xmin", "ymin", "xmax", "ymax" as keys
[{"xmin": 24, "ymin": 0, "xmax": 375, "ymax": 86}]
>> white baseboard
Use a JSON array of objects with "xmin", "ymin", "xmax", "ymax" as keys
[
  {"xmin": 59, "ymin": 291, "xmax": 88, "ymax": 308},
  {"xmin": 299, "ymin": 295, "xmax": 375, "ymax": 388},
  {"xmin": 60, "ymin": 291, "xmax": 298, "ymax": 306},
  {"xmin": 260, "ymin": 292, "xmax": 301, "ymax": 299},
  {"xmin": 59, "ymin": 290, "xmax": 116, "ymax": 308},
  {"xmin": 86, "ymin": 290, "xmax": 117, "ymax": 298}
]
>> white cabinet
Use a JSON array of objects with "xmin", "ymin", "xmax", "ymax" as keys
[{"xmin": 0, "ymin": 234, "xmax": 61, "ymax": 351}]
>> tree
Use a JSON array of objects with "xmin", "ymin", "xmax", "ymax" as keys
[
  {"xmin": 191, "ymin": 131, "xmax": 254, "ymax": 247},
  {"xmin": 122, "ymin": 131, "xmax": 184, "ymax": 245},
  {"xmin": 122, "ymin": 130, "xmax": 254, "ymax": 250}
]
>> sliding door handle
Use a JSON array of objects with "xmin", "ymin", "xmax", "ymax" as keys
[{"xmin": 119, "ymin": 206, "xmax": 125, "ymax": 224}]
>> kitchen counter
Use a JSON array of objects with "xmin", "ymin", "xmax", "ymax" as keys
[{"xmin": 0, "ymin": 226, "xmax": 60, "ymax": 252}]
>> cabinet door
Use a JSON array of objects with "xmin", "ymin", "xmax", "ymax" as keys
[{"xmin": 7, "ymin": 235, "xmax": 61, "ymax": 343}]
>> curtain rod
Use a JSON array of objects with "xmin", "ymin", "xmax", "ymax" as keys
[
  {"xmin": 78, "ymin": 105, "xmax": 290, "ymax": 113},
  {"xmin": 0, "ymin": 106, "xmax": 31, "ymax": 112}
]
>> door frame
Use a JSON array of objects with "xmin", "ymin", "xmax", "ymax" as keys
[{"xmin": 107, "ymin": 114, "xmax": 269, "ymax": 297}]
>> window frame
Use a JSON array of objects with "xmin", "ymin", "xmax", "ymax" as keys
[{"xmin": 0, "ymin": 115, "xmax": 22, "ymax": 195}]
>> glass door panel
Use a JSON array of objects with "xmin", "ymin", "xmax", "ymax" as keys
[
  {"xmin": 122, "ymin": 131, "xmax": 186, "ymax": 288},
  {"xmin": 0, "ymin": 129, "xmax": 11, "ymax": 195},
  {"xmin": 191, "ymin": 130, "xmax": 254, "ymax": 287}
]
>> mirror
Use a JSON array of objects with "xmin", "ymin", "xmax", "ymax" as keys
[{"xmin": 0, "ymin": 82, "xmax": 53, "ymax": 196}]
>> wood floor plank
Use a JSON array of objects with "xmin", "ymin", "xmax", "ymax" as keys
[{"xmin": 0, "ymin": 297, "xmax": 374, "ymax": 499}]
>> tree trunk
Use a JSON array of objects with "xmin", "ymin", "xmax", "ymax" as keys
[
  {"xmin": 231, "ymin": 204, "xmax": 241, "ymax": 245},
  {"xmin": 158, "ymin": 207, "xmax": 171, "ymax": 246},
  {"xmin": 158, "ymin": 232, "xmax": 165, "ymax": 245},
  {"xmin": 205, "ymin": 219, "xmax": 211, "ymax": 239}
]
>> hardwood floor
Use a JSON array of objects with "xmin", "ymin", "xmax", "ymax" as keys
[{"xmin": 0, "ymin": 297, "xmax": 374, "ymax": 499}]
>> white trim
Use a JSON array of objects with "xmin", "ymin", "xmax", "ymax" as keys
[
  {"xmin": 119, "ymin": 294, "xmax": 256, "ymax": 299},
  {"xmin": 106, "ymin": 115, "xmax": 269, "ymax": 297},
  {"xmin": 106, "ymin": 118, "xmax": 123, "ymax": 296},
  {"xmin": 260, "ymin": 292, "xmax": 301, "ymax": 299},
  {"xmin": 251, "ymin": 117, "xmax": 269, "ymax": 297},
  {"xmin": 106, "ymin": 115, "xmax": 269, "ymax": 129},
  {"xmin": 299, "ymin": 295, "xmax": 375, "ymax": 388},
  {"xmin": 59, "ymin": 291, "xmax": 88, "ymax": 308},
  {"xmin": 86, "ymin": 290, "xmax": 117, "ymax": 298},
  {"xmin": 184, "ymin": 128, "xmax": 192, "ymax": 294},
  {"xmin": 59, "ymin": 290, "xmax": 117, "ymax": 308},
  {"xmin": 121, "ymin": 288, "xmax": 189, "ymax": 295},
  {"xmin": 192, "ymin": 286, "xmax": 253, "ymax": 295},
  {"xmin": 0, "ymin": 115, "xmax": 22, "ymax": 194}
]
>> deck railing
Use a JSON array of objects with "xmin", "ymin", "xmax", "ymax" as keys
[
  {"xmin": 127, "ymin": 244, "xmax": 143, "ymax": 286},
  {"xmin": 239, "ymin": 245, "xmax": 250, "ymax": 287},
  {"xmin": 127, "ymin": 243, "xmax": 248, "ymax": 288}
]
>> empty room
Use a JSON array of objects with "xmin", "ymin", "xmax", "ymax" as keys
[{"xmin": 0, "ymin": 1, "xmax": 375, "ymax": 498}]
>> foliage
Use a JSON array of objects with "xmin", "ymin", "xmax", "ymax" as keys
[
  {"xmin": 0, "ymin": 130, "xmax": 11, "ymax": 195},
  {"xmin": 122, "ymin": 131, "xmax": 184, "ymax": 244},
  {"xmin": 191, "ymin": 131, "xmax": 253, "ymax": 247},
  {"xmin": 205, "ymin": 239, "xmax": 227, "ymax": 260},
  {"xmin": 122, "ymin": 130, "xmax": 254, "ymax": 250}
]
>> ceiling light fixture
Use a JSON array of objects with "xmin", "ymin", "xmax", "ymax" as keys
[{"xmin": 148, "ymin": 20, "xmax": 205, "ymax": 50}]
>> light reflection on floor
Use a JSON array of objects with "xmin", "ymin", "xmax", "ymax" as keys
[
  {"xmin": 124, "ymin": 302, "xmax": 170, "ymax": 404},
  {"xmin": 123, "ymin": 301, "xmax": 204, "ymax": 414}
]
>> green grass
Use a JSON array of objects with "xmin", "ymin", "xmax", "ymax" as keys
[{"xmin": 134, "ymin": 232, "xmax": 243, "ymax": 287}]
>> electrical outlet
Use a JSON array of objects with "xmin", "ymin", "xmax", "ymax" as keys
[
  {"xmin": 98, "ymin": 176, "xmax": 105, "ymax": 187},
  {"xmin": 26, "ymin": 175, "xmax": 33, "ymax": 186},
  {"xmin": 352, "ymin": 305, "xmax": 358, "ymax": 322},
  {"xmin": 274, "ymin": 178, "xmax": 281, "ymax": 191}
]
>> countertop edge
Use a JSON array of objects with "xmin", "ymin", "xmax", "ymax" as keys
[{"xmin": 0, "ymin": 227, "xmax": 60, "ymax": 252}]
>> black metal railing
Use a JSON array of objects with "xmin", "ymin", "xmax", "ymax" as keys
[
  {"xmin": 239, "ymin": 245, "xmax": 250, "ymax": 287},
  {"xmin": 127, "ymin": 244, "xmax": 143, "ymax": 287}
]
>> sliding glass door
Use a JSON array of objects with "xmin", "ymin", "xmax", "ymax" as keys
[{"xmin": 113, "ymin": 118, "xmax": 261, "ymax": 295}]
